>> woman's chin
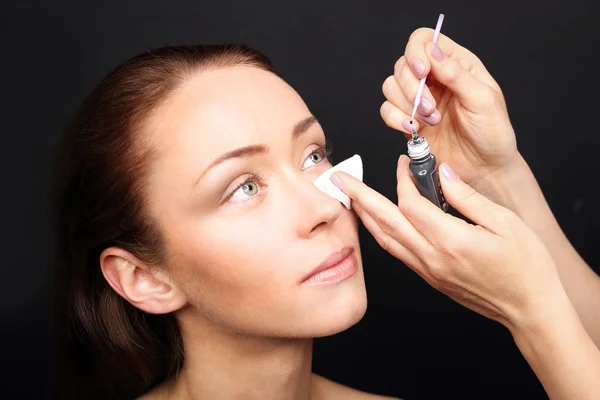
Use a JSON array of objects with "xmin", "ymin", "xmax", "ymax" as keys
[
  {"xmin": 306, "ymin": 283, "xmax": 368, "ymax": 338},
  {"xmin": 319, "ymin": 302, "xmax": 367, "ymax": 338}
]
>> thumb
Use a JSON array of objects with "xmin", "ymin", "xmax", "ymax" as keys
[
  {"xmin": 427, "ymin": 42, "xmax": 498, "ymax": 112},
  {"xmin": 438, "ymin": 163, "xmax": 508, "ymax": 232}
]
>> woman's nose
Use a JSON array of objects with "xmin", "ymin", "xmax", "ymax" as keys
[{"xmin": 290, "ymin": 175, "xmax": 343, "ymax": 238}]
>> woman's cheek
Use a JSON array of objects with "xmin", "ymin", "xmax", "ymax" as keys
[{"xmin": 309, "ymin": 160, "xmax": 333, "ymax": 178}]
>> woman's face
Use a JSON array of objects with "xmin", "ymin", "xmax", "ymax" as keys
[{"xmin": 145, "ymin": 65, "xmax": 366, "ymax": 338}]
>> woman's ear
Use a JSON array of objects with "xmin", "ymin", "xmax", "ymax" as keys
[{"xmin": 99, "ymin": 247, "xmax": 187, "ymax": 314}]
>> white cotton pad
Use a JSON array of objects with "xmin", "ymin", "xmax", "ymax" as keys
[{"xmin": 313, "ymin": 154, "xmax": 363, "ymax": 209}]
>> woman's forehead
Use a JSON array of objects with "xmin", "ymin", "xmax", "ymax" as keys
[
  {"xmin": 146, "ymin": 66, "xmax": 316, "ymax": 175},
  {"xmin": 153, "ymin": 66, "xmax": 310, "ymax": 149}
]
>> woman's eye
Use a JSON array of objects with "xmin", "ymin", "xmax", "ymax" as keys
[
  {"xmin": 302, "ymin": 149, "xmax": 326, "ymax": 169},
  {"xmin": 230, "ymin": 181, "xmax": 259, "ymax": 200}
]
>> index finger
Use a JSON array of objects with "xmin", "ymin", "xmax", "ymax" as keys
[
  {"xmin": 405, "ymin": 28, "xmax": 501, "ymax": 92},
  {"xmin": 330, "ymin": 171, "xmax": 430, "ymax": 255}
]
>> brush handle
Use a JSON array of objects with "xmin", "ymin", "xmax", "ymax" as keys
[{"xmin": 410, "ymin": 13, "xmax": 445, "ymax": 121}]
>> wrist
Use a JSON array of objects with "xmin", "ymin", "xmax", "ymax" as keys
[
  {"xmin": 470, "ymin": 153, "xmax": 534, "ymax": 214},
  {"xmin": 508, "ymin": 285, "xmax": 576, "ymax": 348},
  {"xmin": 508, "ymin": 285, "xmax": 600, "ymax": 400}
]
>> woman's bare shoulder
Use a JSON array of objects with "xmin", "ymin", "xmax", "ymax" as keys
[{"xmin": 312, "ymin": 373, "xmax": 402, "ymax": 400}]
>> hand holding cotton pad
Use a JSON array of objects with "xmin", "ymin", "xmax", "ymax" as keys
[{"xmin": 313, "ymin": 154, "xmax": 363, "ymax": 209}]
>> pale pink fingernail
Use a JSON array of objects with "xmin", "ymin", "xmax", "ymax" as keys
[
  {"xmin": 440, "ymin": 163, "xmax": 458, "ymax": 181},
  {"xmin": 401, "ymin": 119, "xmax": 415, "ymax": 132},
  {"xmin": 418, "ymin": 97, "xmax": 434, "ymax": 114},
  {"xmin": 421, "ymin": 109, "xmax": 441, "ymax": 125},
  {"xmin": 411, "ymin": 59, "xmax": 426, "ymax": 77},
  {"xmin": 431, "ymin": 43, "xmax": 444, "ymax": 62},
  {"xmin": 330, "ymin": 174, "xmax": 343, "ymax": 188},
  {"xmin": 398, "ymin": 154, "xmax": 404, "ymax": 165}
]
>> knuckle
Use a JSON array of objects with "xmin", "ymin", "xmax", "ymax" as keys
[
  {"xmin": 445, "ymin": 60, "xmax": 464, "ymax": 83},
  {"xmin": 393, "ymin": 56, "xmax": 405, "ymax": 75},
  {"xmin": 428, "ymin": 262, "xmax": 450, "ymax": 285},
  {"xmin": 492, "ymin": 91, "xmax": 507, "ymax": 109},
  {"xmin": 398, "ymin": 200, "xmax": 419, "ymax": 224},
  {"xmin": 441, "ymin": 240, "xmax": 462, "ymax": 259},
  {"xmin": 353, "ymin": 191, "xmax": 366, "ymax": 207},
  {"xmin": 379, "ymin": 101, "xmax": 395, "ymax": 123},
  {"xmin": 479, "ymin": 87, "xmax": 503, "ymax": 109},
  {"xmin": 409, "ymin": 27, "xmax": 432, "ymax": 41},
  {"xmin": 379, "ymin": 100, "xmax": 389, "ymax": 115},
  {"xmin": 382, "ymin": 75, "xmax": 396, "ymax": 97},
  {"xmin": 380, "ymin": 212, "xmax": 400, "ymax": 236},
  {"xmin": 468, "ymin": 50, "xmax": 485, "ymax": 67},
  {"xmin": 379, "ymin": 101, "xmax": 391, "ymax": 115},
  {"xmin": 440, "ymin": 232, "xmax": 468, "ymax": 257},
  {"xmin": 422, "ymin": 241, "xmax": 438, "ymax": 261},
  {"xmin": 376, "ymin": 234, "xmax": 393, "ymax": 253},
  {"xmin": 399, "ymin": 77, "xmax": 413, "ymax": 99}
]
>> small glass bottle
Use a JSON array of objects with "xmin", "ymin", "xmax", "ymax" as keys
[{"xmin": 407, "ymin": 135, "xmax": 448, "ymax": 212}]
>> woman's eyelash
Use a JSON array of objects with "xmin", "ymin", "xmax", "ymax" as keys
[
  {"xmin": 227, "ymin": 171, "xmax": 264, "ymax": 200},
  {"xmin": 314, "ymin": 141, "xmax": 334, "ymax": 163},
  {"xmin": 224, "ymin": 142, "xmax": 333, "ymax": 202}
]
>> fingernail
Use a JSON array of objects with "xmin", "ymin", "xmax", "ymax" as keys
[
  {"xmin": 431, "ymin": 43, "xmax": 444, "ymax": 62},
  {"xmin": 330, "ymin": 174, "xmax": 343, "ymax": 188},
  {"xmin": 440, "ymin": 163, "xmax": 458, "ymax": 181},
  {"xmin": 417, "ymin": 97, "xmax": 434, "ymax": 114},
  {"xmin": 411, "ymin": 59, "xmax": 426, "ymax": 77},
  {"xmin": 401, "ymin": 119, "xmax": 415, "ymax": 132},
  {"xmin": 398, "ymin": 154, "xmax": 404, "ymax": 165},
  {"xmin": 421, "ymin": 109, "xmax": 441, "ymax": 125}
]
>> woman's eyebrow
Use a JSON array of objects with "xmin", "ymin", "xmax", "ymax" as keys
[
  {"xmin": 193, "ymin": 115, "xmax": 318, "ymax": 187},
  {"xmin": 292, "ymin": 115, "xmax": 318, "ymax": 141},
  {"xmin": 193, "ymin": 144, "xmax": 268, "ymax": 187}
]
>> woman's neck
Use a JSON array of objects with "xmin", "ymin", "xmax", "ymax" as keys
[{"xmin": 168, "ymin": 314, "xmax": 315, "ymax": 400}]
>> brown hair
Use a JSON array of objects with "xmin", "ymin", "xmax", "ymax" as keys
[{"xmin": 52, "ymin": 44, "xmax": 276, "ymax": 399}]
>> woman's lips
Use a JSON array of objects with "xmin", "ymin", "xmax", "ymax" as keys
[{"xmin": 300, "ymin": 247, "xmax": 358, "ymax": 286}]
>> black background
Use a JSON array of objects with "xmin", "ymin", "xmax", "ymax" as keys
[{"xmin": 2, "ymin": 0, "xmax": 599, "ymax": 399}]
